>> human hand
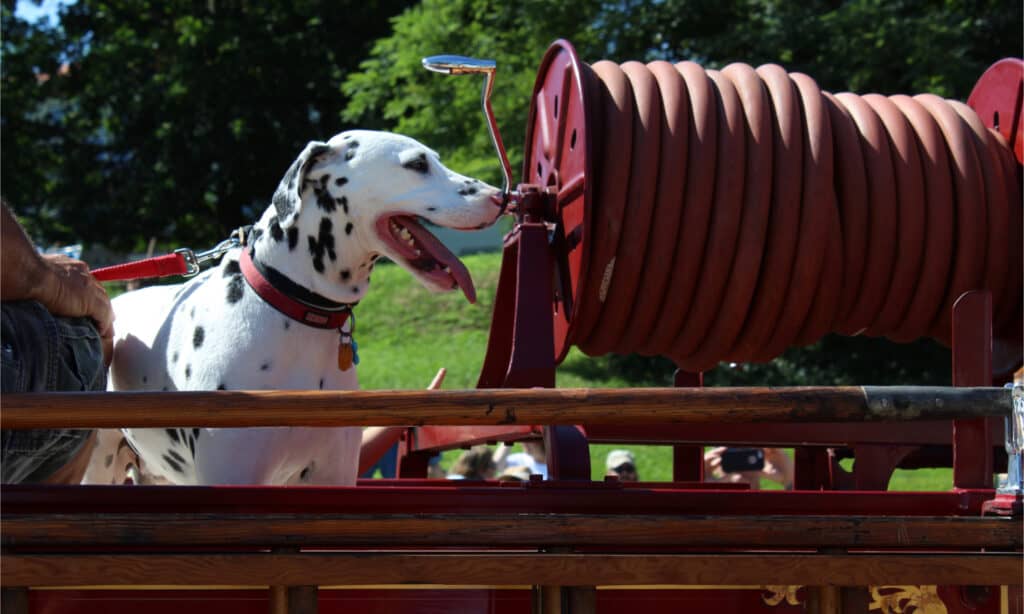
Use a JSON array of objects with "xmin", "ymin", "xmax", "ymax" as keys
[
  {"xmin": 759, "ymin": 447, "xmax": 794, "ymax": 489},
  {"xmin": 35, "ymin": 254, "xmax": 115, "ymax": 365},
  {"xmin": 704, "ymin": 447, "xmax": 793, "ymax": 490}
]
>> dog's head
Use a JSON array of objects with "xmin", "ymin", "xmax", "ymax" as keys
[{"xmin": 271, "ymin": 130, "xmax": 503, "ymax": 303}]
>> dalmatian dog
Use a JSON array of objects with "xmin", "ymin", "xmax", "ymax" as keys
[{"xmin": 84, "ymin": 130, "xmax": 502, "ymax": 485}]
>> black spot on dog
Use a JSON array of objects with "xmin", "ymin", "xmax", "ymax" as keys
[
  {"xmin": 270, "ymin": 219, "xmax": 285, "ymax": 242},
  {"xmin": 335, "ymin": 177, "xmax": 348, "ymax": 187},
  {"xmin": 319, "ymin": 378, "xmax": 325, "ymax": 390},
  {"xmin": 217, "ymin": 383, "xmax": 226, "ymax": 390},
  {"xmin": 104, "ymin": 454, "xmax": 114, "ymax": 468},
  {"xmin": 427, "ymin": 206, "xmax": 437, "ymax": 212},
  {"xmin": 402, "ymin": 152, "xmax": 429, "ymax": 174},
  {"xmin": 172, "ymin": 351, "xmax": 179, "ymax": 363},
  {"xmin": 192, "ymin": 428, "xmax": 200, "ymax": 439},
  {"xmin": 300, "ymin": 466, "xmax": 311, "ymax": 480},
  {"xmin": 336, "ymin": 196, "xmax": 348, "ymax": 214},
  {"xmin": 185, "ymin": 365, "xmax": 192, "ymax": 380},
  {"xmin": 142, "ymin": 375, "xmax": 148, "ymax": 384},
  {"xmin": 193, "ymin": 326, "xmax": 205, "ymax": 349},
  {"xmin": 162, "ymin": 453, "xmax": 184, "ymax": 474},
  {"xmin": 190, "ymin": 306, "xmax": 196, "ymax": 319},
  {"xmin": 252, "ymin": 227, "xmax": 265, "ymax": 243},
  {"xmin": 284, "ymin": 320, "xmax": 290, "ymax": 330},
  {"xmin": 188, "ymin": 435, "xmax": 196, "ymax": 459},
  {"xmin": 287, "ymin": 226, "xmax": 299, "ymax": 250},
  {"xmin": 345, "ymin": 222, "xmax": 353, "ymax": 235},
  {"xmin": 344, "ymin": 150, "xmax": 356, "ymax": 161},
  {"xmin": 167, "ymin": 449, "xmax": 187, "ymax": 465},
  {"xmin": 340, "ymin": 269, "xmax": 351, "ymax": 281},
  {"xmin": 314, "ymin": 185, "xmax": 336, "ymax": 213},
  {"xmin": 308, "ymin": 217, "xmax": 336, "ymax": 273},
  {"xmin": 166, "ymin": 428, "xmax": 180, "ymax": 444},
  {"xmin": 227, "ymin": 275, "xmax": 245, "ymax": 304},
  {"xmin": 223, "ymin": 260, "xmax": 241, "ymax": 277},
  {"xmin": 162, "ymin": 386, "xmax": 169, "ymax": 391},
  {"xmin": 261, "ymin": 362, "xmax": 271, "ymax": 371}
]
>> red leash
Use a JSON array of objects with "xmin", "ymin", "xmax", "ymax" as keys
[
  {"xmin": 91, "ymin": 232, "xmax": 245, "ymax": 282},
  {"xmin": 91, "ymin": 250, "xmax": 196, "ymax": 282}
]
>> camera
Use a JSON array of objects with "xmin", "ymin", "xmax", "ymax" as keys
[{"xmin": 720, "ymin": 447, "xmax": 765, "ymax": 473}]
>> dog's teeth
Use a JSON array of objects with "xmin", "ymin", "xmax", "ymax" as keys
[{"xmin": 400, "ymin": 229, "xmax": 412, "ymax": 240}]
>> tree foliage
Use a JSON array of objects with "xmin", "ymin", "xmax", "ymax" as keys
[
  {"xmin": 342, "ymin": 0, "xmax": 605, "ymax": 186},
  {"xmin": 2, "ymin": 0, "xmax": 413, "ymax": 250}
]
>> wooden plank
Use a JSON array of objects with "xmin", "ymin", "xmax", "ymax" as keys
[
  {"xmin": 3, "ymin": 513, "xmax": 1020, "ymax": 549},
  {"xmin": 287, "ymin": 586, "xmax": 317, "ymax": 614},
  {"xmin": 269, "ymin": 585, "xmax": 288, "ymax": 614},
  {"xmin": 3, "ymin": 553, "xmax": 1021, "ymax": 587},
  {"xmin": 1, "ymin": 588, "xmax": 28, "ymax": 614},
  {"xmin": 0, "ymin": 386, "xmax": 1010, "ymax": 429}
]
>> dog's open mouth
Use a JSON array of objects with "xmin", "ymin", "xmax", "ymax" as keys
[{"xmin": 375, "ymin": 215, "xmax": 477, "ymax": 303}]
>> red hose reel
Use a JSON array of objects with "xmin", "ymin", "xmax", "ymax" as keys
[{"xmin": 522, "ymin": 41, "xmax": 1023, "ymax": 371}]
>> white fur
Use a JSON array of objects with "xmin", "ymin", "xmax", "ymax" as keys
[{"xmin": 85, "ymin": 130, "xmax": 501, "ymax": 485}]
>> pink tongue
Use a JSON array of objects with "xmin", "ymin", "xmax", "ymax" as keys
[{"xmin": 397, "ymin": 216, "xmax": 477, "ymax": 304}]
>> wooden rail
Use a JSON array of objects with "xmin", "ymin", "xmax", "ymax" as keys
[
  {"xmin": 4, "ymin": 513, "xmax": 1018, "ymax": 549},
  {"xmin": 4, "ymin": 552, "xmax": 1020, "ymax": 587},
  {"xmin": 0, "ymin": 386, "xmax": 1010, "ymax": 428}
]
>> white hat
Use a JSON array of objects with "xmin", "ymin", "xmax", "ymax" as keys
[{"xmin": 606, "ymin": 449, "xmax": 635, "ymax": 471}]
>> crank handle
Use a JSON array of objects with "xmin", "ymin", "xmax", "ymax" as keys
[{"xmin": 422, "ymin": 54, "xmax": 514, "ymax": 213}]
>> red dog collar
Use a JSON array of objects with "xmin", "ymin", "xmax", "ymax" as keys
[{"xmin": 239, "ymin": 247, "xmax": 351, "ymax": 330}]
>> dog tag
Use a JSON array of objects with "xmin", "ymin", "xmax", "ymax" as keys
[
  {"xmin": 338, "ymin": 338, "xmax": 354, "ymax": 371},
  {"xmin": 337, "ymin": 333, "xmax": 359, "ymax": 371}
]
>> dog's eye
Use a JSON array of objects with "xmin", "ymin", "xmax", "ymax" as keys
[{"xmin": 402, "ymin": 153, "xmax": 430, "ymax": 175}]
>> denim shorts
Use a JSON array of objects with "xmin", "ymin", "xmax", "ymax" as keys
[{"xmin": 1, "ymin": 300, "xmax": 105, "ymax": 483}]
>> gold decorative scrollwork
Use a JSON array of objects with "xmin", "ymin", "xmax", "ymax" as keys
[
  {"xmin": 762, "ymin": 585, "xmax": 803, "ymax": 606},
  {"xmin": 869, "ymin": 586, "xmax": 948, "ymax": 614}
]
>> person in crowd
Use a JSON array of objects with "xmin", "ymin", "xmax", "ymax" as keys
[
  {"xmin": 447, "ymin": 445, "xmax": 496, "ymax": 480},
  {"xmin": 703, "ymin": 447, "xmax": 794, "ymax": 490},
  {"xmin": 605, "ymin": 449, "xmax": 639, "ymax": 482},
  {"xmin": 496, "ymin": 465, "xmax": 532, "ymax": 482},
  {"xmin": 1, "ymin": 201, "xmax": 114, "ymax": 484},
  {"xmin": 494, "ymin": 438, "xmax": 548, "ymax": 479}
]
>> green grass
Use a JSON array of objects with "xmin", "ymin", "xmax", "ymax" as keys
[{"xmin": 356, "ymin": 251, "xmax": 956, "ymax": 491}]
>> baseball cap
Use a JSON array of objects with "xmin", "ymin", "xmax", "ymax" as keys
[{"xmin": 605, "ymin": 449, "xmax": 635, "ymax": 471}]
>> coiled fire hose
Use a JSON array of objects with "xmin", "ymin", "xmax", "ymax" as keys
[{"xmin": 525, "ymin": 42, "xmax": 1022, "ymax": 371}]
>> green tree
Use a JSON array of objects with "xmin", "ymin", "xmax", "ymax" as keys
[
  {"xmin": 342, "ymin": 0, "xmax": 606, "ymax": 186},
  {"xmin": 2, "ymin": 0, "xmax": 413, "ymax": 250},
  {"xmin": 631, "ymin": 0, "xmax": 1022, "ymax": 98}
]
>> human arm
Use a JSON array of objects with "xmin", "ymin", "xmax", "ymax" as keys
[
  {"xmin": 357, "ymin": 368, "xmax": 447, "ymax": 475},
  {"xmin": 1, "ymin": 203, "xmax": 114, "ymax": 363}
]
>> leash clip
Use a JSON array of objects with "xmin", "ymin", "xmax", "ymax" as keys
[
  {"xmin": 174, "ymin": 248, "xmax": 202, "ymax": 277},
  {"xmin": 176, "ymin": 234, "xmax": 242, "ymax": 278}
]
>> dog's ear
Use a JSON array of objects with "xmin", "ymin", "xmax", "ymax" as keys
[{"xmin": 272, "ymin": 140, "xmax": 332, "ymax": 228}]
